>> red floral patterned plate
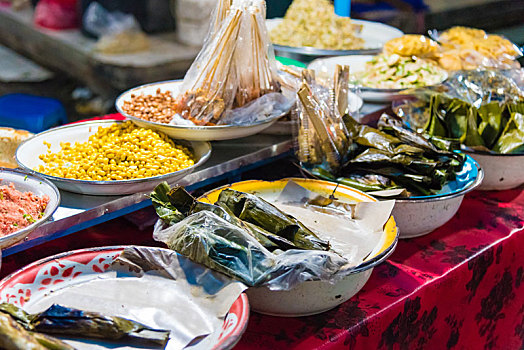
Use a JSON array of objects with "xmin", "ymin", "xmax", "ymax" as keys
[{"xmin": 0, "ymin": 246, "xmax": 250, "ymax": 350}]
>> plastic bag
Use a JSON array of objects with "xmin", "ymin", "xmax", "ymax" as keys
[
  {"xmin": 173, "ymin": 0, "xmax": 283, "ymax": 126},
  {"xmin": 219, "ymin": 92, "xmax": 294, "ymax": 126},
  {"xmin": 34, "ymin": 0, "xmax": 79, "ymax": 30},
  {"xmin": 295, "ymin": 67, "xmax": 351, "ymax": 174},
  {"xmin": 153, "ymin": 211, "xmax": 350, "ymax": 290},
  {"xmin": 209, "ymin": 0, "xmax": 233, "ymax": 38},
  {"xmin": 151, "ymin": 181, "xmax": 393, "ymax": 291},
  {"xmin": 83, "ymin": 2, "xmax": 149, "ymax": 54}
]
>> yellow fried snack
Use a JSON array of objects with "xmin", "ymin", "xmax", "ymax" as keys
[
  {"xmin": 438, "ymin": 49, "xmax": 487, "ymax": 71},
  {"xmin": 38, "ymin": 122, "xmax": 194, "ymax": 181},
  {"xmin": 440, "ymin": 26, "xmax": 486, "ymax": 47},
  {"xmin": 437, "ymin": 26, "xmax": 520, "ymax": 70},
  {"xmin": 383, "ymin": 35, "xmax": 440, "ymax": 58}
]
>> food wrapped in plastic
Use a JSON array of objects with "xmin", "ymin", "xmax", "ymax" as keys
[
  {"xmin": 173, "ymin": 0, "xmax": 284, "ymax": 126},
  {"xmin": 394, "ymin": 69, "xmax": 524, "ymax": 154},
  {"xmin": 209, "ymin": 0, "xmax": 233, "ymax": 36},
  {"xmin": 296, "ymin": 67, "xmax": 351, "ymax": 173},
  {"xmin": 153, "ymin": 199, "xmax": 353, "ymax": 290},
  {"xmin": 234, "ymin": 0, "xmax": 280, "ymax": 106},
  {"xmin": 429, "ymin": 26, "xmax": 522, "ymax": 70},
  {"xmin": 151, "ymin": 183, "xmax": 393, "ymax": 291},
  {"xmin": 154, "ymin": 211, "xmax": 276, "ymax": 286}
]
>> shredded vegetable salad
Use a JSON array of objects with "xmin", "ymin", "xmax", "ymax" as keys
[{"xmin": 356, "ymin": 54, "xmax": 447, "ymax": 89}]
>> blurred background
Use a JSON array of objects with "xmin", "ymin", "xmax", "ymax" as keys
[{"xmin": 0, "ymin": 0, "xmax": 523, "ymax": 130}]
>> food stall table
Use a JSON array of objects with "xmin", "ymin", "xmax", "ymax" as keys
[{"xmin": 1, "ymin": 174, "xmax": 522, "ymax": 349}]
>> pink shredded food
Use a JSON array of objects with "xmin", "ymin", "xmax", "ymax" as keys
[{"xmin": 0, "ymin": 182, "xmax": 49, "ymax": 235}]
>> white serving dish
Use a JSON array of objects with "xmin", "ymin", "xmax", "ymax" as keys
[
  {"xmin": 199, "ymin": 178, "xmax": 399, "ymax": 317},
  {"xmin": 0, "ymin": 168, "xmax": 60, "ymax": 248},
  {"xmin": 392, "ymin": 155, "xmax": 484, "ymax": 238},
  {"xmin": 464, "ymin": 151, "xmax": 524, "ymax": 191},
  {"xmin": 116, "ymin": 80, "xmax": 288, "ymax": 141},
  {"xmin": 266, "ymin": 18, "xmax": 403, "ymax": 62},
  {"xmin": 16, "ymin": 120, "xmax": 211, "ymax": 196},
  {"xmin": 0, "ymin": 246, "xmax": 250, "ymax": 350},
  {"xmin": 308, "ymin": 55, "xmax": 447, "ymax": 102}
]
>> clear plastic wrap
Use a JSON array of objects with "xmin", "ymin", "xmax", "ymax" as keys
[
  {"xmin": 209, "ymin": 0, "xmax": 233, "ymax": 37},
  {"xmin": 295, "ymin": 67, "xmax": 350, "ymax": 173},
  {"xmin": 151, "ymin": 182, "xmax": 394, "ymax": 291},
  {"xmin": 153, "ymin": 211, "xmax": 352, "ymax": 290},
  {"xmin": 394, "ymin": 69, "xmax": 524, "ymax": 154},
  {"xmin": 154, "ymin": 211, "xmax": 276, "ymax": 286},
  {"xmin": 173, "ymin": 0, "xmax": 287, "ymax": 126},
  {"xmin": 219, "ymin": 92, "xmax": 294, "ymax": 125},
  {"xmin": 174, "ymin": 7, "xmax": 241, "ymax": 125},
  {"xmin": 234, "ymin": 0, "xmax": 279, "ymax": 106}
]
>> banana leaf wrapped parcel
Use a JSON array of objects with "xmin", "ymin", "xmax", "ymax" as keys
[
  {"xmin": 294, "ymin": 65, "xmax": 466, "ymax": 197},
  {"xmin": 151, "ymin": 183, "xmax": 382, "ymax": 291},
  {"xmin": 394, "ymin": 69, "xmax": 524, "ymax": 154},
  {"xmin": 0, "ymin": 302, "xmax": 170, "ymax": 350}
]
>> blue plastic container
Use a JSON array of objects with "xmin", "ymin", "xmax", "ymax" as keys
[{"xmin": 0, "ymin": 94, "xmax": 67, "ymax": 133}]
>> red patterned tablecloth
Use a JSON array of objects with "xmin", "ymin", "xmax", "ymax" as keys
[{"xmin": 1, "ymin": 189, "xmax": 523, "ymax": 349}]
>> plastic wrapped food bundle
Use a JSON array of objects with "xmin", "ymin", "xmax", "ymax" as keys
[
  {"xmin": 296, "ymin": 67, "xmax": 351, "ymax": 173},
  {"xmin": 173, "ymin": 0, "xmax": 284, "ymax": 126},
  {"xmin": 294, "ymin": 66, "xmax": 466, "ymax": 196},
  {"xmin": 394, "ymin": 69, "xmax": 524, "ymax": 154},
  {"xmin": 151, "ymin": 183, "xmax": 394, "ymax": 291},
  {"xmin": 121, "ymin": 0, "xmax": 292, "ymax": 128}
]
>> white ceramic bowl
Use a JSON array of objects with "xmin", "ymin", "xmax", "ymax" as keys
[
  {"xmin": 464, "ymin": 151, "xmax": 524, "ymax": 191},
  {"xmin": 116, "ymin": 80, "xmax": 289, "ymax": 141},
  {"xmin": 0, "ymin": 168, "xmax": 60, "ymax": 248},
  {"xmin": 16, "ymin": 120, "xmax": 211, "ymax": 196},
  {"xmin": 199, "ymin": 178, "xmax": 399, "ymax": 317},
  {"xmin": 393, "ymin": 156, "xmax": 484, "ymax": 238}
]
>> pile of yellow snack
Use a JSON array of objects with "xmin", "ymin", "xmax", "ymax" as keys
[
  {"xmin": 383, "ymin": 27, "xmax": 521, "ymax": 71},
  {"xmin": 38, "ymin": 121, "xmax": 194, "ymax": 181}
]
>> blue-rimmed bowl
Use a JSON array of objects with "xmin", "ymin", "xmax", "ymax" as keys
[{"xmin": 392, "ymin": 155, "xmax": 483, "ymax": 238}]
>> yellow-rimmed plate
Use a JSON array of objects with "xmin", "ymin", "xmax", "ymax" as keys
[{"xmin": 199, "ymin": 178, "xmax": 398, "ymax": 317}]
